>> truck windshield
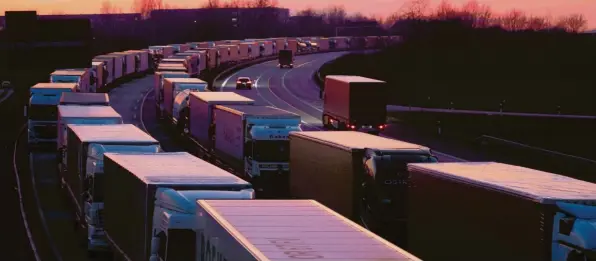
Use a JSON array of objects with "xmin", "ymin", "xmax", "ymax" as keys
[
  {"xmin": 51, "ymin": 75, "xmax": 80, "ymax": 83},
  {"xmin": 251, "ymin": 140, "xmax": 290, "ymax": 162},
  {"xmin": 29, "ymin": 104, "xmax": 58, "ymax": 121},
  {"xmin": 176, "ymin": 83, "xmax": 207, "ymax": 92}
]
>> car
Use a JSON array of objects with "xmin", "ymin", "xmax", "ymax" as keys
[{"xmin": 236, "ymin": 77, "xmax": 252, "ymax": 90}]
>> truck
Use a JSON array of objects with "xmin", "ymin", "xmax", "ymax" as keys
[
  {"xmin": 218, "ymin": 45, "xmax": 239, "ymax": 63},
  {"xmin": 124, "ymin": 50, "xmax": 150, "ymax": 74},
  {"xmin": 407, "ymin": 162, "xmax": 596, "ymax": 261},
  {"xmin": 186, "ymin": 92, "xmax": 255, "ymax": 158},
  {"xmin": 289, "ymin": 131, "xmax": 438, "ymax": 246},
  {"xmin": 196, "ymin": 48, "xmax": 219, "ymax": 68},
  {"xmin": 274, "ymin": 38, "xmax": 286, "ymax": 54},
  {"xmin": 161, "ymin": 78, "xmax": 208, "ymax": 125},
  {"xmin": 57, "ymin": 105, "xmax": 123, "ymax": 178},
  {"xmin": 278, "ymin": 50, "xmax": 293, "ymax": 68},
  {"xmin": 260, "ymin": 41, "xmax": 273, "ymax": 56},
  {"xmin": 217, "ymin": 46, "xmax": 229, "ymax": 64},
  {"xmin": 195, "ymin": 199, "xmax": 422, "ymax": 261},
  {"xmin": 322, "ymin": 75, "xmax": 387, "ymax": 134},
  {"xmin": 213, "ymin": 105, "xmax": 301, "ymax": 198},
  {"xmin": 59, "ymin": 92, "xmax": 110, "ymax": 106},
  {"xmin": 92, "ymin": 56, "xmax": 115, "ymax": 86},
  {"xmin": 286, "ymin": 39, "xmax": 298, "ymax": 55},
  {"xmin": 182, "ymin": 50, "xmax": 207, "ymax": 72},
  {"xmin": 27, "ymin": 83, "xmax": 77, "ymax": 147},
  {"xmin": 64, "ymin": 124, "xmax": 161, "ymax": 255},
  {"xmin": 90, "ymin": 61, "xmax": 106, "ymax": 92},
  {"xmin": 95, "ymin": 54, "xmax": 123, "ymax": 83},
  {"xmin": 170, "ymin": 53, "xmax": 199, "ymax": 76},
  {"xmin": 102, "ymin": 152, "xmax": 254, "ymax": 261},
  {"xmin": 168, "ymin": 43, "xmax": 190, "ymax": 53},
  {"xmin": 156, "ymin": 64, "xmax": 187, "ymax": 74},
  {"xmin": 154, "ymin": 71, "xmax": 190, "ymax": 119},
  {"xmin": 50, "ymin": 69, "xmax": 91, "ymax": 93},
  {"xmin": 110, "ymin": 52, "xmax": 135, "ymax": 77}
]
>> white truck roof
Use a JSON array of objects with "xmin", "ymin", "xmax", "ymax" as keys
[
  {"xmin": 325, "ymin": 75, "xmax": 385, "ymax": 84},
  {"xmin": 164, "ymin": 78, "xmax": 207, "ymax": 84},
  {"xmin": 32, "ymin": 83, "xmax": 77, "ymax": 89},
  {"xmin": 198, "ymin": 199, "xmax": 421, "ymax": 261},
  {"xmin": 58, "ymin": 105, "xmax": 121, "ymax": 118},
  {"xmin": 51, "ymin": 70, "xmax": 87, "ymax": 76},
  {"xmin": 68, "ymin": 124, "xmax": 158, "ymax": 143},
  {"xmin": 291, "ymin": 131, "xmax": 428, "ymax": 151},
  {"xmin": 104, "ymin": 152, "xmax": 249, "ymax": 185},
  {"xmin": 191, "ymin": 92, "xmax": 254, "ymax": 104},
  {"xmin": 216, "ymin": 105, "xmax": 299, "ymax": 117},
  {"xmin": 408, "ymin": 162, "xmax": 596, "ymax": 204}
]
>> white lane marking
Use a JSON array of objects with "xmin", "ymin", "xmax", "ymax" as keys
[
  {"xmin": 13, "ymin": 126, "xmax": 42, "ymax": 261},
  {"xmin": 139, "ymin": 86, "xmax": 153, "ymax": 133},
  {"xmin": 279, "ymin": 61, "xmax": 324, "ymax": 113},
  {"xmin": 220, "ymin": 59, "xmax": 278, "ymax": 91}
]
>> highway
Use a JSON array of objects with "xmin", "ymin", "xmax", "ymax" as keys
[{"xmin": 212, "ymin": 52, "xmax": 478, "ymax": 162}]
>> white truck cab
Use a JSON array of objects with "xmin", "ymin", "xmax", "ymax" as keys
[
  {"xmin": 66, "ymin": 124, "xmax": 161, "ymax": 253},
  {"xmin": 154, "ymin": 71, "xmax": 190, "ymax": 119},
  {"xmin": 27, "ymin": 83, "xmax": 77, "ymax": 146},
  {"xmin": 50, "ymin": 69, "xmax": 91, "ymax": 93},
  {"xmin": 162, "ymin": 78, "xmax": 208, "ymax": 125},
  {"xmin": 90, "ymin": 61, "xmax": 107, "ymax": 92}
]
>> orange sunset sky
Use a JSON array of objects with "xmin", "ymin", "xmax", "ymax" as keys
[{"xmin": 2, "ymin": 0, "xmax": 595, "ymax": 28}]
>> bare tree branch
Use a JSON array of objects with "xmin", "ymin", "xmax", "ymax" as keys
[
  {"xmin": 556, "ymin": 14, "xmax": 587, "ymax": 33},
  {"xmin": 100, "ymin": 0, "xmax": 121, "ymax": 14}
]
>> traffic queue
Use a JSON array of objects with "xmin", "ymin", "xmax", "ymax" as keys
[{"xmin": 23, "ymin": 35, "xmax": 596, "ymax": 261}]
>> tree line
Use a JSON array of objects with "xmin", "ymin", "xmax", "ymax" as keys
[{"xmin": 98, "ymin": 0, "xmax": 589, "ymax": 33}]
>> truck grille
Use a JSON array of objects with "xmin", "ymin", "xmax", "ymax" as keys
[{"xmin": 33, "ymin": 124, "xmax": 57, "ymax": 139}]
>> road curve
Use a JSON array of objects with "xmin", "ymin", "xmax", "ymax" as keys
[{"xmin": 213, "ymin": 52, "xmax": 498, "ymax": 162}]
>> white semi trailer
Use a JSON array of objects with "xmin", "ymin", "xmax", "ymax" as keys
[
  {"xmin": 194, "ymin": 199, "xmax": 422, "ymax": 261},
  {"xmin": 102, "ymin": 152, "xmax": 254, "ymax": 261}
]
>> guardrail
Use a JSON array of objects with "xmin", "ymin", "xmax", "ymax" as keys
[{"xmin": 475, "ymin": 134, "xmax": 596, "ymax": 182}]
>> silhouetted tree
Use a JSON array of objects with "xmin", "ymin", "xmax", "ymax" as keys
[
  {"xmin": 382, "ymin": 12, "xmax": 401, "ymax": 29},
  {"xmin": 203, "ymin": 0, "xmax": 221, "ymax": 8},
  {"xmin": 500, "ymin": 10, "xmax": 527, "ymax": 30},
  {"xmin": 398, "ymin": 0, "xmax": 430, "ymax": 19},
  {"xmin": 132, "ymin": 0, "xmax": 165, "ymax": 18},
  {"xmin": 434, "ymin": 0, "xmax": 459, "ymax": 20},
  {"xmin": 526, "ymin": 16, "xmax": 551, "ymax": 30},
  {"xmin": 556, "ymin": 14, "xmax": 587, "ymax": 33},
  {"xmin": 100, "ymin": 0, "xmax": 121, "ymax": 14},
  {"xmin": 323, "ymin": 5, "xmax": 347, "ymax": 25}
]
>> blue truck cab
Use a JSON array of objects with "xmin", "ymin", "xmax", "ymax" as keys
[{"xmin": 27, "ymin": 83, "xmax": 78, "ymax": 147}]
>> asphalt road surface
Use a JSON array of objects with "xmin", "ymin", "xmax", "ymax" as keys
[{"xmin": 213, "ymin": 52, "xmax": 477, "ymax": 162}]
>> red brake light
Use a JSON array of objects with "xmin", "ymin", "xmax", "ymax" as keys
[
  {"xmin": 379, "ymin": 124, "xmax": 385, "ymax": 129},
  {"xmin": 236, "ymin": 81, "xmax": 241, "ymax": 84},
  {"xmin": 350, "ymin": 125, "xmax": 356, "ymax": 129}
]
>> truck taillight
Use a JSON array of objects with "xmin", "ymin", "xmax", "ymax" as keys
[
  {"xmin": 379, "ymin": 124, "xmax": 386, "ymax": 129},
  {"xmin": 349, "ymin": 124, "xmax": 356, "ymax": 129},
  {"xmin": 236, "ymin": 81, "xmax": 241, "ymax": 84}
]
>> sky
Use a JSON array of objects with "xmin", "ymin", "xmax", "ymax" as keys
[{"xmin": 2, "ymin": 0, "xmax": 596, "ymax": 28}]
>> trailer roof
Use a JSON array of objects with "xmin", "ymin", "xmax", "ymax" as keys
[
  {"xmin": 104, "ymin": 152, "xmax": 249, "ymax": 185},
  {"xmin": 216, "ymin": 105, "xmax": 299, "ymax": 117},
  {"xmin": 408, "ymin": 162, "xmax": 596, "ymax": 203},
  {"xmin": 191, "ymin": 92, "xmax": 254, "ymax": 104},
  {"xmin": 58, "ymin": 105, "xmax": 121, "ymax": 118},
  {"xmin": 32, "ymin": 83, "xmax": 77, "ymax": 89},
  {"xmin": 198, "ymin": 200, "xmax": 421, "ymax": 261},
  {"xmin": 326, "ymin": 75, "xmax": 385, "ymax": 84},
  {"xmin": 69, "ymin": 124, "xmax": 158, "ymax": 143},
  {"xmin": 164, "ymin": 78, "xmax": 207, "ymax": 84},
  {"xmin": 156, "ymin": 71, "xmax": 189, "ymax": 76},
  {"xmin": 291, "ymin": 131, "xmax": 427, "ymax": 151},
  {"xmin": 60, "ymin": 92, "xmax": 109, "ymax": 105},
  {"xmin": 91, "ymin": 61, "xmax": 104, "ymax": 66},
  {"xmin": 51, "ymin": 70, "xmax": 86, "ymax": 76}
]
